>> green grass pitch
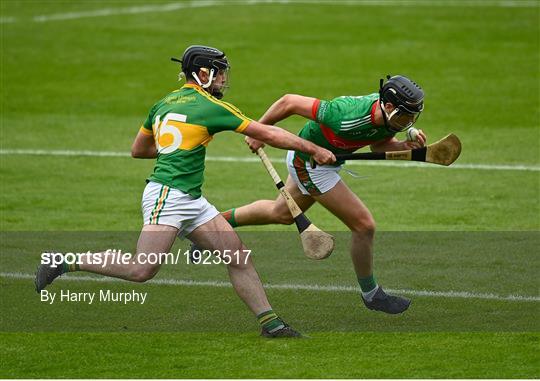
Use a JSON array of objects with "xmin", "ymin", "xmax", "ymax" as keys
[{"xmin": 1, "ymin": 0, "xmax": 539, "ymax": 378}]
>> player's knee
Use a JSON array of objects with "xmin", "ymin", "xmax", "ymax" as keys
[
  {"xmin": 351, "ymin": 214, "xmax": 376, "ymax": 235},
  {"xmin": 226, "ymin": 249, "xmax": 252, "ymax": 269},
  {"xmin": 276, "ymin": 214, "xmax": 295, "ymax": 225},
  {"xmin": 129, "ymin": 265, "xmax": 159, "ymax": 283},
  {"xmin": 272, "ymin": 207, "xmax": 294, "ymax": 225}
]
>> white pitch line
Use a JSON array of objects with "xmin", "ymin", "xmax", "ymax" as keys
[
  {"xmin": 32, "ymin": 1, "xmax": 220, "ymax": 23},
  {"xmin": 1, "ymin": 272, "xmax": 538, "ymax": 302},
  {"xmin": 0, "ymin": 17, "xmax": 17, "ymax": 24},
  {"xmin": 0, "ymin": 148, "xmax": 131, "ymax": 158},
  {"xmin": 1, "ymin": 0, "xmax": 536, "ymax": 24},
  {"xmin": 1, "ymin": 148, "xmax": 539, "ymax": 172}
]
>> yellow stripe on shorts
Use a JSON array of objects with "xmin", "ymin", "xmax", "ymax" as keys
[{"xmin": 150, "ymin": 185, "xmax": 170, "ymax": 224}]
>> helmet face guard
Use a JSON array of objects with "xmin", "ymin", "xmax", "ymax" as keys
[
  {"xmin": 379, "ymin": 75, "xmax": 424, "ymax": 132},
  {"xmin": 191, "ymin": 57, "xmax": 230, "ymax": 99},
  {"xmin": 212, "ymin": 66, "xmax": 230, "ymax": 99},
  {"xmin": 171, "ymin": 45, "xmax": 230, "ymax": 99},
  {"xmin": 382, "ymin": 101, "xmax": 423, "ymax": 132}
]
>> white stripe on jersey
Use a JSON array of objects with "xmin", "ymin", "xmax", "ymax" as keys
[
  {"xmin": 341, "ymin": 117, "xmax": 371, "ymax": 131},
  {"xmin": 340, "ymin": 116, "xmax": 370, "ymax": 130},
  {"xmin": 341, "ymin": 123, "xmax": 370, "ymax": 131},
  {"xmin": 341, "ymin": 115, "xmax": 370, "ymax": 126}
]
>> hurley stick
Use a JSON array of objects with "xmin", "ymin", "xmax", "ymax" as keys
[
  {"xmin": 310, "ymin": 134, "xmax": 462, "ymax": 168},
  {"xmin": 256, "ymin": 148, "xmax": 334, "ymax": 260}
]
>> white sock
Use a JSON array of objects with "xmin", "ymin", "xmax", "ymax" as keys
[{"xmin": 362, "ymin": 285, "xmax": 379, "ymax": 302}]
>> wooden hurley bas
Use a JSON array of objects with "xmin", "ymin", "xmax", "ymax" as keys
[
  {"xmin": 256, "ymin": 147, "xmax": 335, "ymax": 260},
  {"xmin": 311, "ymin": 134, "xmax": 462, "ymax": 168}
]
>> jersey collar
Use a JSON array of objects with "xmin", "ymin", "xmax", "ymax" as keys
[
  {"xmin": 370, "ymin": 100, "xmax": 378, "ymax": 125},
  {"xmin": 182, "ymin": 83, "xmax": 204, "ymax": 91}
]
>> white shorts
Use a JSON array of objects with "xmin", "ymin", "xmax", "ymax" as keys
[
  {"xmin": 286, "ymin": 150, "xmax": 342, "ymax": 196},
  {"xmin": 141, "ymin": 181, "xmax": 219, "ymax": 236}
]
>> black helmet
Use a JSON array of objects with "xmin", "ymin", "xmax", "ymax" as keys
[
  {"xmin": 379, "ymin": 75, "xmax": 424, "ymax": 132},
  {"xmin": 171, "ymin": 45, "xmax": 230, "ymax": 99}
]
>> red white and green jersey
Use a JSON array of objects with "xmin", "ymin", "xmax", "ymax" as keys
[
  {"xmin": 296, "ymin": 93, "xmax": 395, "ymax": 163},
  {"xmin": 140, "ymin": 83, "xmax": 251, "ymax": 198}
]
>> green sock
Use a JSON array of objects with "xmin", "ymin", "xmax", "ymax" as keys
[
  {"xmin": 62, "ymin": 262, "xmax": 80, "ymax": 273},
  {"xmin": 358, "ymin": 274, "xmax": 377, "ymax": 293},
  {"xmin": 257, "ymin": 310, "xmax": 285, "ymax": 332},
  {"xmin": 222, "ymin": 208, "xmax": 238, "ymax": 227}
]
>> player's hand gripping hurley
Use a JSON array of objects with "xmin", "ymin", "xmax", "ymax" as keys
[
  {"xmin": 310, "ymin": 134, "xmax": 462, "ymax": 168},
  {"xmin": 256, "ymin": 148, "xmax": 335, "ymax": 260}
]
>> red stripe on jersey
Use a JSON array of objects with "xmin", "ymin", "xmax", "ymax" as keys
[
  {"xmin": 370, "ymin": 100, "xmax": 378, "ymax": 125},
  {"xmin": 311, "ymin": 99, "xmax": 321, "ymax": 120},
  {"xmin": 319, "ymin": 124, "xmax": 377, "ymax": 150}
]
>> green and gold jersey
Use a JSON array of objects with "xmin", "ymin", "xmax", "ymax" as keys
[
  {"xmin": 140, "ymin": 83, "xmax": 251, "ymax": 198},
  {"xmin": 296, "ymin": 93, "xmax": 396, "ymax": 163}
]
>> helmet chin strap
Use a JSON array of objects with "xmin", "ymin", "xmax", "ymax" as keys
[
  {"xmin": 380, "ymin": 100, "xmax": 390, "ymax": 128},
  {"xmin": 191, "ymin": 68, "xmax": 215, "ymax": 89},
  {"xmin": 380, "ymin": 100, "xmax": 410, "ymax": 132},
  {"xmin": 387, "ymin": 108, "xmax": 400, "ymax": 123}
]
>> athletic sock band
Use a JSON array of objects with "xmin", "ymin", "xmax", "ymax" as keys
[
  {"xmin": 62, "ymin": 262, "xmax": 80, "ymax": 273},
  {"xmin": 257, "ymin": 309, "xmax": 285, "ymax": 332},
  {"xmin": 358, "ymin": 274, "xmax": 377, "ymax": 293},
  {"xmin": 222, "ymin": 208, "xmax": 238, "ymax": 227}
]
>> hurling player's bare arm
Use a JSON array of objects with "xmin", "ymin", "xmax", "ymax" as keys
[
  {"xmin": 259, "ymin": 94, "xmax": 318, "ymax": 125},
  {"xmin": 370, "ymin": 129, "xmax": 427, "ymax": 152},
  {"xmin": 370, "ymin": 137, "xmax": 402, "ymax": 153},
  {"xmin": 131, "ymin": 129, "xmax": 157, "ymax": 159},
  {"xmin": 242, "ymin": 121, "xmax": 335, "ymax": 165}
]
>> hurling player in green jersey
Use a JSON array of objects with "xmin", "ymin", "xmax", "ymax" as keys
[
  {"xmin": 35, "ymin": 45, "xmax": 335, "ymax": 338},
  {"xmin": 222, "ymin": 75, "xmax": 426, "ymax": 315}
]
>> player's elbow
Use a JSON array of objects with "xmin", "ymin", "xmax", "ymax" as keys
[
  {"xmin": 369, "ymin": 144, "xmax": 382, "ymax": 153},
  {"xmin": 370, "ymin": 141, "xmax": 390, "ymax": 153},
  {"xmin": 131, "ymin": 147, "xmax": 154, "ymax": 159},
  {"xmin": 131, "ymin": 133, "xmax": 157, "ymax": 158},
  {"xmin": 131, "ymin": 143, "xmax": 153, "ymax": 158},
  {"xmin": 279, "ymin": 94, "xmax": 300, "ymax": 115},
  {"xmin": 131, "ymin": 147, "xmax": 144, "ymax": 158}
]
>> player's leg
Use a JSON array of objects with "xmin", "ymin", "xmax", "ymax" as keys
[
  {"xmin": 35, "ymin": 224, "xmax": 179, "ymax": 291},
  {"xmin": 222, "ymin": 151, "xmax": 316, "ymax": 227},
  {"xmin": 81, "ymin": 224, "xmax": 178, "ymax": 281},
  {"xmin": 187, "ymin": 211, "xmax": 301, "ymax": 337},
  {"xmin": 223, "ymin": 175, "xmax": 316, "ymax": 227},
  {"xmin": 314, "ymin": 180, "xmax": 410, "ymax": 314},
  {"xmin": 286, "ymin": 153, "xmax": 409, "ymax": 314},
  {"xmin": 280, "ymin": 155, "xmax": 377, "ymax": 289},
  {"xmin": 188, "ymin": 214, "xmax": 272, "ymax": 313},
  {"xmin": 313, "ymin": 180, "xmax": 375, "ymax": 277},
  {"xmin": 35, "ymin": 181, "xmax": 181, "ymax": 291}
]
